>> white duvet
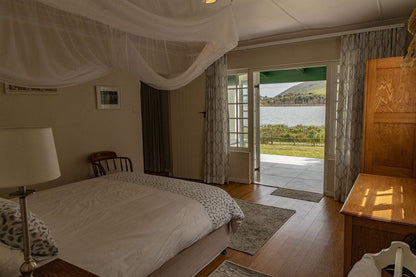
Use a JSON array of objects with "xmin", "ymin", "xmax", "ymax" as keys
[{"xmin": 0, "ymin": 177, "xmax": 215, "ymax": 277}]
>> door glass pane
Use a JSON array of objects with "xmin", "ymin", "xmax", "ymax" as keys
[
  {"xmin": 242, "ymin": 133, "xmax": 249, "ymax": 148},
  {"xmin": 242, "ymin": 94, "xmax": 248, "ymax": 103},
  {"xmin": 238, "ymin": 118, "xmax": 245, "ymax": 134},
  {"xmin": 228, "ymin": 72, "xmax": 248, "ymax": 148},
  {"xmin": 229, "ymin": 119, "xmax": 237, "ymax": 133},
  {"xmin": 230, "ymin": 133, "xmax": 238, "ymax": 147},
  {"xmin": 242, "ymin": 88, "xmax": 248, "ymax": 98},
  {"xmin": 227, "ymin": 75, "xmax": 236, "ymax": 89},
  {"xmin": 237, "ymin": 73, "xmax": 248, "ymax": 88},
  {"xmin": 237, "ymin": 104, "xmax": 244, "ymax": 118},
  {"xmin": 228, "ymin": 89, "xmax": 237, "ymax": 103},
  {"xmin": 238, "ymin": 88, "xmax": 244, "ymax": 104},
  {"xmin": 237, "ymin": 133, "xmax": 243, "ymax": 148},
  {"xmin": 228, "ymin": 105, "xmax": 237, "ymax": 118}
]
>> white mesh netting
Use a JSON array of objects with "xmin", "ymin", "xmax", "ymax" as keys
[{"xmin": 0, "ymin": 0, "xmax": 238, "ymax": 89}]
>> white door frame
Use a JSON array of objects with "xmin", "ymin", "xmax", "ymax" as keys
[{"xmin": 249, "ymin": 60, "xmax": 339, "ymax": 196}]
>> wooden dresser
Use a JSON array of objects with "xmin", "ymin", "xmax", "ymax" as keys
[
  {"xmin": 341, "ymin": 56, "xmax": 416, "ymax": 275},
  {"xmin": 341, "ymin": 174, "xmax": 416, "ymax": 276},
  {"xmin": 362, "ymin": 56, "xmax": 416, "ymax": 177}
]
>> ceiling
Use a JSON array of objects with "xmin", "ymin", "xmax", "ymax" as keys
[
  {"xmin": 230, "ymin": 0, "xmax": 415, "ymax": 41},
  {"xmin": 125, "ymin": 0, "xmax": 414, "ymax": 45}
]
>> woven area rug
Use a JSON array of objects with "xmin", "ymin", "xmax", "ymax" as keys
[
  {"xmin": 271, "ymin": 187, "xmax": 323, "ymax": 203},
  {"xmin": 230, "ymin": 199, "xmax": 295, "ymax": 255},
  {"xmin": 208, "ymin": 261, "xmax": 272, "ymax": 277}
]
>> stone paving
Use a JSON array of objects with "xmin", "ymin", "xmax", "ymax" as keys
[{"xmin": 258, "ymin": 154, "xmax": 324, "ymax": 194}]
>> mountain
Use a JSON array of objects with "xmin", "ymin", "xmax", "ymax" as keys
[{"xmin": 260, "ymin": 81, "xmax": 326, "ymax": 106}]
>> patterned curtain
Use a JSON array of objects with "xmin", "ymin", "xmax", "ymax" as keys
[
  {"xmin": 204, "ymin": 55, "xmax": 230, "ymax": 184},
  {"xmin": 335, "ymin": 27, "xmax": 406, "ymax": 201}
]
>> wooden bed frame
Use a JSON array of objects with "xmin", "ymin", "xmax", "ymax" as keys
[{"xmin": 149, "ymin": 224, "xmax": 230, "ymax": 277}]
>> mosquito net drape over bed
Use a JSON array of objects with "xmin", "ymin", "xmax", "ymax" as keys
[{"xmin": 0, "ymin": 0, "xmax": 238, "ymax": 90}]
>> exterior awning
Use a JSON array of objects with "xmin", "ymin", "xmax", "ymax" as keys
[{"xmin": 260, "ymin": 66, "xmax": 327, "ymax": 84}]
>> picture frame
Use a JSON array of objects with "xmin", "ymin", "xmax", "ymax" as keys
[
  {"xmin": 4, "ymin": 83, "xmax": 58, "ymax": 95},
  {"xmin": 95, "ymin": 86, "xmax": 121, "ymax": 110}
]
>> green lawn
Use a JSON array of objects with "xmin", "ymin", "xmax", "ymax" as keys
[{"xmin": 260, "ymin": 144, "xmax": 324, "ymax": 159}]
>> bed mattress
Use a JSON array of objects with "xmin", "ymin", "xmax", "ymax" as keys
[{"xmin": 0, "ymin": 173, "xmax": 243, "ymax": 277}]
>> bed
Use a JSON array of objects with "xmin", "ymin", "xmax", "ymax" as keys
[{"xmin": 0, "ymin": 172, "xmax": 244, "ymax": 277}]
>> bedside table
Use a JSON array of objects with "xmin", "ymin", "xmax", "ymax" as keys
[{"xmin": 32, "ymin": 258, "xmax": 98, "ymax": 277}]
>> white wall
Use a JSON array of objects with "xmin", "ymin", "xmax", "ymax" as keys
[{"xmin": 0, "ymin": 72, "xmax": 143, "ymax": 197}]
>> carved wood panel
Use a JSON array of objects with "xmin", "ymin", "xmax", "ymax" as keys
[
  {"xmin": 372, "ymin": 123, "xmax": 414, "ymax": 168},
  {"xmin": 375, "ymin": 68, "xmax": 415, "ymax": 113},
  {"xmin": 362, "ymin": 57, "xmax": 416, "ymax": 178}
]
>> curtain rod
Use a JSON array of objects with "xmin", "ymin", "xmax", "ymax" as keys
[{"xmin": 234, "ymin": 23, "xmax": 405, "ymax": 51}]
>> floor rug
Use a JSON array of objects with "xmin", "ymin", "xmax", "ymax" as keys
[
  {"xmin": 270, "ymin": 187, "xmax": 323, "ymax": 203},
  {"xmin": 208, "ymin": 261, "xmax": 272, "ymax": 277},
  {"xmin": 230, "ymin": 199, "xmax": 295, "ymax": 255}
]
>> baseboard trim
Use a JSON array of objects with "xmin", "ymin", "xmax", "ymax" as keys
[
  {"xmin": 324, "ymin": 189, "xmax": 334, "ymax": 198},
  {"xmin": 229, "ymin": 177, "xmax": 251, "ymax": 184}
]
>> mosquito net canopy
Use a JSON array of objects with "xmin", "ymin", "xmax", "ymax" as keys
[{"xmin": 0, "ymin": 0, "xmax": 238, "ymax": 89}]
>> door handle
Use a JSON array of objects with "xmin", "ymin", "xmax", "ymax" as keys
[{"xmin": 198, "ymin": 111, "xmax": 207, "ymax": 118}]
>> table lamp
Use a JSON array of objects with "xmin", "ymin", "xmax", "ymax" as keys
[{"xmin": 0, "ymin": 127, "xmax": 60, "ymax": 277}]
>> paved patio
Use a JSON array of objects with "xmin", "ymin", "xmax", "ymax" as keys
[{"xmin": 258, "ymin": 154, "xmax": 324, "ymax": 194}]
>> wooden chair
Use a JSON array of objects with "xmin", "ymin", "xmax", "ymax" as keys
[{"xmin": 90, "ymin": 151, "xmax": 133, "ymax": 177}]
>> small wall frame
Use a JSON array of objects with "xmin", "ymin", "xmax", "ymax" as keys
[{"xmin": 95, "ymin": 86, "xmax": 121, "ymax": 110}]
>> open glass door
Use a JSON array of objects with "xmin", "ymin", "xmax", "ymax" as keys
[
  {"xmin": 253, "ymin": 66, "xmax": 328, "ymax": 194},
  {"xmin": 251, "ymin": 64, "xmax": 337, "ymax": 196}
]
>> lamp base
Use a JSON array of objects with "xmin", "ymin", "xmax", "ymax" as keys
[
  {"xmin": 12, "ymin": 186, "xmax": 37, "ymax": 277},
  {"xmin": 20, "ymin": 259, "xmax": 37, "ymax": 277}
]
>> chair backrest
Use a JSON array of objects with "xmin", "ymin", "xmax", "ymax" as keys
[
  {"xmin": 91, "ymin": 151, "xmax": 117, "ymax": 162},
  {"xmin": 90, "ymin": 151, "xmax": 133, "ymax": 177},
  {"xmin": 368, "ymin": 241, "xmax": 416, "ymax": 277}
]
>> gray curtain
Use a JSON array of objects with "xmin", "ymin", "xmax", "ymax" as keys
[
  {"xmin": 334, "ymin": 27, "xmax": 406, "ymax": 201},
  {"xmin": 141, "ymin": 82, "xmax": 171, "ymax": 173},
  {"xmin": 204, "ymin": 55, "xmax": 230, "ymax": 184}
]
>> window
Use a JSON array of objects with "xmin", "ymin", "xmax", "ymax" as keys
[{"xmin": 227, "ymin": 72, "xmax": 248, "ymax": 148}]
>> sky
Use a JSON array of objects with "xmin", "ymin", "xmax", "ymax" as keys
[{"xmin": 259, "ymin": 82, "xmax": 302, "ymax": 98}]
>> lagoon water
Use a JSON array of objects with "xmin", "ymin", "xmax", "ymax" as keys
[{"xmin": 260, "ymin": 105, "xmax": 325, "ymax": 127}]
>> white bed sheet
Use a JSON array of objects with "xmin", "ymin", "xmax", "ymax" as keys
[{"xmin": 1, "ymin": 177, "xmax": 213, "ymax": 277}]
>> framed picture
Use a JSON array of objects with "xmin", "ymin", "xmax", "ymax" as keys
[
  {"xmin": 5, "ymin": 83, "xmax": 58, "ymax": 95},
  {"xmin": 95, "ymin": 86, "xmax": 121, "ymax": 109}
]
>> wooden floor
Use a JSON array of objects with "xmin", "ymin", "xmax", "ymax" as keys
[{"xmin": 196, "ymin": 183, "xmax": 344, "ymax": 277}]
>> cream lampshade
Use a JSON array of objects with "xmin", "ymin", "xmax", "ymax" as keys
[
  {"xmin": 0, "ymin": 127, "xmax": 60, "ymax": 277},
  {"xmin": 0, "ymin": 127, "xmax": 60, "ymax": 187}
]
